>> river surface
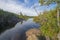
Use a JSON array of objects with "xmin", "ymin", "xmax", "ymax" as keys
[
  {"xmin": 15, "ymin": 18, "xmax": 39, "ymax": 28},
  {"xmin": 0, "ymin": 18, "xmax": 40, "ymax": 40}
]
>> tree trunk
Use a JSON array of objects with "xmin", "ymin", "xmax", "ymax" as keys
[{"xmin": 57, "ymin": 9, "xmax": 60, "ymax": 27}]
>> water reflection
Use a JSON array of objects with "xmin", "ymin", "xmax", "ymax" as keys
[{"xmin": 0, "ymin": 18, "xmax": 40, "ymax": 40}]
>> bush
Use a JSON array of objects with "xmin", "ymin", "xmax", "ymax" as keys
[{"xmin": 33, "ymin": 9, "xmax": 60, "ymax": 40}]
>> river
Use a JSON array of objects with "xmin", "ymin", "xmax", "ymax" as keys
[{"xmin": 0, "ymin": 18, "xmax": 40, "ymax": 40}]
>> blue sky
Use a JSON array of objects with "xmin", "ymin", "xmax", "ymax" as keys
[{"xmin": 0, "ymin": 0, "xmax": 57, "ymax": 16}]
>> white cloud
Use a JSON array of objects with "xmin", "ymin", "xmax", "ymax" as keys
[{"xmin": 0, "ymin": 0, "xmax": 38, "ymax": 16}]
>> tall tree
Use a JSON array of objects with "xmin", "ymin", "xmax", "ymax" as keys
[
  {"xmin": 38, "ymin": 0, "xmax": 60, "ymax": 40},
  {"xmin": 39, "ymin": 0, "xmax": 60, "ymax": 27}
]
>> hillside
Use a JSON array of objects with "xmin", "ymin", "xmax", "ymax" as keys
[{"xmin": 0, "ymin": 9, "xmax": 24, "ymax": 33}]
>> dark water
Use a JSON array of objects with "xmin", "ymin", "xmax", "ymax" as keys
[{"xmin": 0, "ymin": 18, "xmax": 40, "ymax": 40}]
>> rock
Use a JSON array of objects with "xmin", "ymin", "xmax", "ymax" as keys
[
  {"xmin": 26, "ymin": 28, "xmax": 46, "ymax": 40},
  {"xmin": 57, "ymin": 32, "xmax": 60, "ymax": 40},
  {"xmin": 26, "ymin": 28, "xmax": 40, "ymax": 40}
]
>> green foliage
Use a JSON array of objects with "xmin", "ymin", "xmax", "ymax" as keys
[
  {"xmin": 0, "ymin": 9, "xmax": 21, "ymax": 33},
  {"xmin": 37, "ymin": 0, "xmax": 60, "ymax": 39},
  {"xmin": 39, "ymin": 0, "xmax": 60, "ymax": 6},
  {"xmin": 33, "ymin": 16, "xmax": 40, "ymax": 23},
  {"xmin": 33, "ymin": 9, "xmax": 60, "ymax": 38},
  {"xmin": 19, "ymin": 12, "xmax": 34, "ymax": 21},
  {"xmin": 19, "ymin": 12, "xmax": 29, "ymax": 21}
]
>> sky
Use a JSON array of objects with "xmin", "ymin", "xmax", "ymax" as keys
[{"xmin": 0, "ymin": 0, "xmax": 57, "ymax": 16}]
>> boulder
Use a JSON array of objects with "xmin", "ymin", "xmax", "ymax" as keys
[{"xmin": 26, "ymin": 28, "xmax": 40, "ymax": 40}]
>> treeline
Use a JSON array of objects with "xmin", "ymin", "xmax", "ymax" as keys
[
  {"xmin": 19, "ymin": 12, "xmax": 34, "ymax": 20},
  {"xmin": 0, "ymin": 9, "xmax": 24, "ymax": 34},
  {"xmin": 33, "ymin": 9, "xmax": 60, "ymax": 40}
]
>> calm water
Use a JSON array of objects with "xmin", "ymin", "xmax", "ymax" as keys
[{"xmin": 0, "ymin": 18, "xmax": 40, "ymax": 40}]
